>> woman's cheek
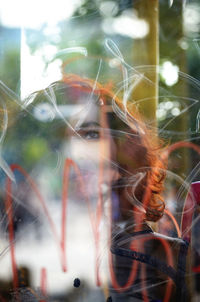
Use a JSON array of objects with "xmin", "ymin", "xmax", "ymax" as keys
[
  {"xmin": 67, "ymin": 137, "xmax": 120, "ymax": 197},
  {"xmin": 67, "ymin": 138, "xmax": 104, "ymax": 198},
  {"xmin": 69, "ymin": 138, "xmax": 102, "ymax": 163}
]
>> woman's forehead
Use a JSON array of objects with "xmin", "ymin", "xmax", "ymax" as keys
[
  {"xmin": 54, "ymin": 83, "xmax": 101, "ymax": 105},
  {"xmin": 52, "ymin": 83, "xmax": 114, "ymax": 124},
  {"xmin": 70, "ymin": 102, "xmax": 101, "ymax": 128}
]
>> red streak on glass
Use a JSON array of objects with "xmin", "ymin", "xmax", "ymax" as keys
[
  {"xmin": 5, "ymin": 160, "xmax": 103, "ymax": 290},
  {"xmin": 4, "ymin": 140, "xmax": 200, "ymax": 297},
  {"xmin": 40, "ymin": 267, "xmax": 47, "ymax": 297}
]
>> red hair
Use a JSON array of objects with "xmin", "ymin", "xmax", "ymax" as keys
[
  {"xmin": 61, "ymin": 74, "xmax": 167, "ymax": 222},
  {"xmin": 28, "ymin": 73, "xmax": 167, "ymax": 222}
]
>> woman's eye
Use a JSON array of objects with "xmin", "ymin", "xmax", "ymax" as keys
[{"xmin": 83, "ymin": 130, "xmax": 100, "ymax": 140}]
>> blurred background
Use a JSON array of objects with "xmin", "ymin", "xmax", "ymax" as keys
[{"xmin": 0, "ymin": 0, "xmax": 200, "ymax": 301}]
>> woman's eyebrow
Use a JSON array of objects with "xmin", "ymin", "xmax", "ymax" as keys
[{"xmin": 75, "ymin": 122, "xmax": 100, "ymax": 130}]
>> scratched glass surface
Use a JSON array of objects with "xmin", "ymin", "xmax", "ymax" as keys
[{"xmin": 0, "ymin": 0, "xmax": 200, "ymax": 301}]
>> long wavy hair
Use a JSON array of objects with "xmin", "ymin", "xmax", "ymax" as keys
[{"xmin": 26, "ymin": 73, "xmax": 167, "ymax": 222}]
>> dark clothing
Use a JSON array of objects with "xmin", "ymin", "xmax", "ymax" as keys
[{"xmin": 110, "ymin": 223, "xmax": 191, "ymax": 302}]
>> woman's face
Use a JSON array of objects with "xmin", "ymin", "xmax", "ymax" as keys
[
  {"xmin": 63, "ymin": 87, "xmax": 143, "ymax": 219},
  {"xmin": 67, "ymin": 96, "xmax": 121, "ymax": 201}
]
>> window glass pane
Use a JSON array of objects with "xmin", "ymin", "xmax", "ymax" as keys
[{"xmin": 0, "ymin": 1, "xmax": 200, "ymax": 301}]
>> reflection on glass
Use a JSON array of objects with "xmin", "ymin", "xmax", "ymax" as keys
[{"xmin": 0, "ymin": 0, "xmax": 200, "ymax": 301}]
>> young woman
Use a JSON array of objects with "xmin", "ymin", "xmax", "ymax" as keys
[
  {"xmin": 25, "ymin": 73, "xmax": 191, "ymax": 302},
  {"xmin": 3, "ymin": 73, "xmax": 191, "ymax": 301}
]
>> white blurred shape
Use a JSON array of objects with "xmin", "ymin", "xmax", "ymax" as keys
[
  {"xmin": 20, "ymin": 30, "xmax": 62, "ymax": 98},
  {"xmin": 160, "ymin": 61, "xmax": 179, "ymax": 86},
  {"xmin": 156, "ymin": 108, "xmax": 166, "ymax": 120},
  {"xmin": 108, "ymin": 58, "xmax": 121, "ymax": 68},
  {"xmin": 33, "ymin": 103, "xmax": 55, "ymax": 122},
  {"xmin": 178, "ymin": 38, "xmax": 188, "ymax": 50},
  {"xmin": 164, "ymin": 101, "xmax": 173, "ymax": 110},
  {"xmin": 102, "ymin": 10, "xmax": 149, "ymax": 39},
  {"xmin": 183, "ymin": 4, "xmax": 200, "ymax": 35},
  {"xmin": 171, "ymin": 107, "xmax": 180, "ymax": 116},
  {"xmin": 0, "ymin": 0, "xmax": 82, "ymax": 29}
]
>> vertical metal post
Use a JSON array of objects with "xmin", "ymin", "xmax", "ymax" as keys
[{"xmin": 132, "ymin": 0, "xmax": 159, "ymax": 124}]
